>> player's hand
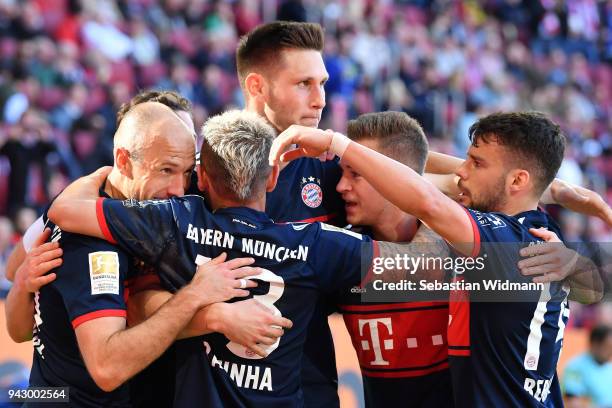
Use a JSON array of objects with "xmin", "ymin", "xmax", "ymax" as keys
[
  {"xmin": 217, "ymin": 299, "xmax": 293, "ymax": 357},
  {"xmin": 318, "ymin": 150, "xmax": 336, "ymax": 162},
  {"xmin": 269, "ymin": 125, "xmax": 333, "ymax": 165},
  {"xmin": 549, "ymin": 179, "xmax": 612, "ymax": 227},
  {"xmin": 14, "ymin": 228, "xmax": 61, "ymax": 292},
  {"xmin": 317, "ymin": 131, "xmax": 339, "ymax": 162},
  {"xmin": 186, "ymin": 253, "xmax": 260, "ymax": 307},
  {"xmin": 54, "ymin": 166, "xmax": 112, "ymax": 203},
  {"xmin": 518, "ymin": 228, "xmax": 578, "ymax": 283}
]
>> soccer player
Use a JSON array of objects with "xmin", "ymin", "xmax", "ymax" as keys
[
  {"xmin": 335, "ymin": 111, "xmax": 453, "ymax": 407},
  {"xmin": 5, "ymin": 103, "xmax": 291, "ymax": 407},
  {"xmin": 4, "ymin": 90, "xmax": 196, "ymax": 282},
  {"xmin": 5, "ymin": 90, "xmax": 291, "ymax": 407},
  {"xmin": 46, "ymin": 110, "xmax": 445, "ymax": 407},
  {"xmin": 235, "ymin": 22, "xmax": 346, "ymax": 406},
  {"xmin": 269, "ymin": 111, "xmax": 604, "ymax": 406},
  {"xmin": 233, "ymin": 21, "xmax": 612, "ymax": 407}
]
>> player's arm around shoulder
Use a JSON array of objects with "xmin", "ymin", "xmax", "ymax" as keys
[
  {"xmin": 48, "ymin": 167, "xmax": 110, "ymax": 238},
  {"xmin": 74, "ymin": 252, "xmax": 261, "ymax": 391},
  {"xmin": 518, "ymin": 228, "xmax": 604, "ymax": 304},
  {"xmin": 127, "ymin": 261, "xmax": 292, "ymax": 358},
  {"xmin": 342, "ymin": 140, "xmax": 475, "ymax": 255},
  {"xmin": 270, "ymin": 127, "xmax": 477, "ymax": 256},
  {"xmin": 376, "ymin": 225, "xmax": 451, "ymax": 284},
  {"xmin": 6, "ymin": 215, "xmax": 46, "ymax": 281},
  {"xmin": 6, "ymin": 240, "xmax": 26, "ymax": 282}
]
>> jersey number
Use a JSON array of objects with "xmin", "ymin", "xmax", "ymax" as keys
[
  {"xmin": 227, "ymin": 269, "xmax": 285, "ymax": 359},
  {"xmin": 195, "ymin": 255, "xmax": 285, "ymax": 360}
]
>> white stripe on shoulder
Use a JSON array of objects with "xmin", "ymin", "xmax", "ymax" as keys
[{"xmin": 22, "ymin": 216, "xmax": 46, "ymax": 252}]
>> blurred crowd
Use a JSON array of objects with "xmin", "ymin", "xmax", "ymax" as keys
[{"xmin": 0, "ymin": 0, "xmax": 611, "ymax": 314}]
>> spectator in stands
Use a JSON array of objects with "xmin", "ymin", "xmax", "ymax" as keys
[
  {"xmin": 0, "ymin": 109, "xmax": 57, "ymax": 215},
  {"xmin": 563, "ymin": 325, "xmax": 612, "ymax": 407}
]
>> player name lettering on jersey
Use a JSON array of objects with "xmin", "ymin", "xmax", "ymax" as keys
[
  {"xmin": 524, "ymin": 377, "xmax": 553, "ymax": 403},
  {"xmin": 204, "ymin": 342, "xmax": 273, "ymax": 391},
  {"xmin": 241, "ymin": 238, "xmax": 309, "ymax": 262},
  {"xmin": 186, "ymin": 224, "xmax": 235, "ymax": 249},
  {"xmin": 186, "ymin": 223, "xmax": 309, "ymax": 262}
]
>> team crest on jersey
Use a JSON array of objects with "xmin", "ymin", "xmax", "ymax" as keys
[
  {"xmin": 88, "ymin": 251, "xmax": 120, "ymax": 295},
  {"xmin": 300, "ymin": 176, "xmax": 322, "ymax": 208}
]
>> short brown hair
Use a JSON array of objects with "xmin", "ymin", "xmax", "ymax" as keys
[
  {"xmin": 347, "ymin": 111, "xmax": 429, "ymax": 174},
  {"xmin": 116, "ymin": 90, "xmax": 192, "ymax": 126},
  {"xmin": 236, "ymin": 21, "xmax": 324, "ymax": 88},
  {"xmin": 468, "ymin": 111, "xmax": 565, "ymax": 195}
]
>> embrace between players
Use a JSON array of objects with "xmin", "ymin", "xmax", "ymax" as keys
[{"xmin": 5, "ymin": 22, "xmax": 610, "ymax": 408}]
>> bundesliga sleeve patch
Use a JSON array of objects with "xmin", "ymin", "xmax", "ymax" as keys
[{"xmin": 88, "ymin": 251, "xmax": 120, "ymax": 295}]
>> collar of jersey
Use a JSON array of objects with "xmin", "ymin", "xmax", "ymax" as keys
[
  {"xmin": 512, "ymin": 209, "xmax": 552, "ymax": 229},
  {"xmin": 212, "ymin": 206, "xmax": 273, "ymax": 225}
]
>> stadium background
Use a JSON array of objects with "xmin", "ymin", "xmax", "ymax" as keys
[{"xmin": 0, "ymin": 0, "xmax": 610, "ymax": 406}]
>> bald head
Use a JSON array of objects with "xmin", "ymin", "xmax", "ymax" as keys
[
  {"xmin": 109, "ymin": 101, "xmax": 197, "ymax": 200},
  {"xmin": 113, "ymin": 101, "xmax": 195, "ymax": 158}
]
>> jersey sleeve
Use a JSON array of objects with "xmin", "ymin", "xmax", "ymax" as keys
[
  {"xmin": 53, "ymin": 234, "xmax": 129, "ymax": 329},
  {"xmin": 462, "ymin": 208, "xmax": 529, "ymax": 282},
  {"xmin": 22, "ymin": 215, "xmax": 46, "ymax": 252},
  {"xmin": 96, "ymin": 197, "xmax": 177, "ymax": 264},
  {"xmin": 463, "ymin": 208, "xmax": 528, "ymax": 258},
  {"xmin": 308, "ymin": 223, "xmax": 375, "ymax": 294},
  {"xmin": 454, "ymin": 207, "xmax": 482, "ymax": 258}
]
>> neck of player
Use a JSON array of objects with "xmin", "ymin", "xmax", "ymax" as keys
[
  {"xmin": 371, "ymin": 210, "xmax": 418, "ymax": 242},
  {"xmin": 104, "ymin": 168, "xmax": 129, "ymax": 200},
  {"xmin": 500, "ymin": 196, "xmax": 541, "ymax": 217},
  {"xmin": 207, "ymin": 188, "xmax": 266, "ymax": 213},
  {"xmin": 245, "ymin": 103, "xmax": 294, "ymax": 172}
]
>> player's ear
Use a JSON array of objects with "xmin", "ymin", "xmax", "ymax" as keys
[
  {"xmin": 196, "ymin": 163, "xmax": 209, "ymax": 192},
  {"xmin": 508, "ymin": 168, "xmax": 531, "ymax": 193},
  {"xmin": 114, "ymin": 147, "xmax": 133, "ymax": 177},
  {"xmin": 244, "ymin": 72, "xmax": 265, "ymax": 102},
  {"xmin": 266, "ymin": 164, "xmax": 280, "ymax": 193}
]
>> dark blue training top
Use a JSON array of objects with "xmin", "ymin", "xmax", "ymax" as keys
[
  {"xmin": 448, "ymin": 209, "xmax": 570, "ymax": 408},
  {"xmin": 28, "ymin": 199, "xmax": 132, "ymax": 408},
  {"xmin": 97, "ymin": 195, "xmax": 373, "ymax": 407}
]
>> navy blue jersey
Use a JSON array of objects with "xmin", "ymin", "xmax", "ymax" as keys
[
  {"xmin": 266, "ymin": 157, "xmax": 345, "ymax": 225},
  {"xmin": 448, "ymin": 209, "xmax": 570, "ymax": 407},
  {"xmin": 28, "ymin": 208, "xmax": 132, "ymax": 407},
  {"xmin": 97, "ymin": 195, "xmax": 374, "ymax": 407},
  {"xmin": 190, "ymin": 156, "xmax": 346, "ymax": 407},
  {"xmin": 267, "ymin": 157, "xmax": 346, "ymax": 408}
]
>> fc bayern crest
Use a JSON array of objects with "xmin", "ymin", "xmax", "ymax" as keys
[{"xmin": 301, "ymin": 182, "xmax": 323, "ymax": 208}]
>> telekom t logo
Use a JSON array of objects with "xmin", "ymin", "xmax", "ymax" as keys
[{"xmin": 358, "ymin": 318, "xmax": 394, "ymax": 366}]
